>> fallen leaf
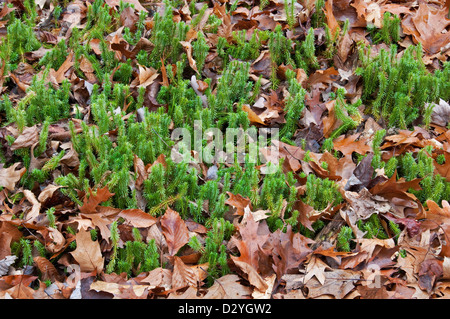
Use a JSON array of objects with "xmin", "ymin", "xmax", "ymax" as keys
[
  {"xmin": 0, "ymin": 163, "xmax": 26, "ymax": 191},
  {"xmin": 79, "ymin": 187, "xmax": 115, "ymax": 214},
  {"xmin": 90, "ymin": 281, "xmax": 150, "ymax": 298},
  {"xmin": 34, "ymin": 256, "xmax": 64, "ymax": 282},
  {"xmin": 70, "ymin": 228, "xmax": 104, "ymax": 273},
  {"xmin": 10, "ymin": 126, "xmax": 39, "ymax": 151},
  {"xmin": 160, "ymin": 208, "xmax": 190, "ymax": 256}
]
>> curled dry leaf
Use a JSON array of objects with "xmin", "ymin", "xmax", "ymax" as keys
[
  {"xmin": 0, "ymin": 255, "xmax": 17, "ymax": 276},
  {"xmin": 160, "ymin": 208, "xmax": 190, "ymax": 256},
  {"xmin": 10, "ymin": 126, "xmax": 39, "ymax": 151},
  {"xmin": 23, "ymin": 190, "xmax": 41, "ymax": 223},
  {"xmin": 33, "ymin": 256, "xmax": 64, "ymax": 282},
  {"xmin": 90, "ymin": 281, "xmax": 150, "ymax": 298},
  {"xmin": 0, "ymin": 163, "xmax": 26, "ymax": 191}
]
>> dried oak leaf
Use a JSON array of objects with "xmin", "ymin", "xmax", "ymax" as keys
[
  {"xmin": 404, "ymin": 3, "xmax": 450, "ymax": 55},
  {"xmin": 421, "ymin": 200, "xmax": 450, "ymax": 257},
  {"xmin": 0, "ymin": 163, "xmax": 26, "ymax": 191},
  {"xmin": 34, "ymin": 256, "xmax": 64, "ymax": 282},
  {"xmin": 70, "ymin": 228, "xmax": 104, "ymax": 273},
  {"xmin": 160, "ymin": 208, "xmax": 190, "ymax": 256},
  {"xmin": 79, "ymin": 187, "xmax": 115, "ymax": 214},
  {"xmin": 369, "ymin": 171, "xmax": 424, "ymax": 218},
  {"xmin": 171, "ymin": 256, "xmax": 200, "ymax": 290},
  {"xmin": 104, "ymin": 0, "xmax": 148, "ymax": 12},
  {"xmin": 429, "ymin": 99, "xmax": 450, "ymax": 127},
  {"xmin": 270, "ymin": 226, "xmax": 314, "ymax": 276},
  {"xmin": 203, "ymin": 274, "xmax": 253, "ymax": 299},
  {"xmin": 305, "ymin": 268, "xmax": 361, "ymax": 299},
  {"xmin": 139, "ymin": 267, "xmax": 172, "ymax": 290},
  {"xmin": 333, "ymin": 133, "xmax": 371, "ymax": 158},
  {"xmin": 10, "ymin": 126, "xmax": 39, "ymax": 151},
  {"xmin": 225, "ymin": 191, "xmax": 252, "ymax": 216},
  {"xmin": 230, "ymin": 214, "xmax": 270, "ymax": 270},
  {"xmin": 90, "ymin": 281, "xmax": 150, "ymax": 298}
]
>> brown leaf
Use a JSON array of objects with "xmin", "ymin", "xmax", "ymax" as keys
[
  {"xmin": 225, "ymin": 192, "xmax": 252, "ymax": 216},
  {"xmin": 79, "ymin": 187, "xmax": 115, "ymax": 214},
  {"xmin": 324, "ymin": 0, "xmax": 339, "ymax": 35},
  {"xmin": 52, "ymin": 52, "xmax": 74, "ymax": 83},
  {"xmin": 405, "ymin": 3, "xmax": 450, "ymax": 55},
  {"xmin": 305, "ymin": 268, "xmax": 361, "ymax": 299},
  {"xmin": 180, "ymin": 41, "xmax": 199, "ymax": 74},
  {"xmin": 230, "ymin": 258, "xmax": 268, "ymax": 292},
  {"xmin": 104, "ymin": 0, "xmax": 148, "ymax": 12},
  {"xmin": 34, "ymin": 256, "xmax": 64, "ymax": 282},
  {"xmin": 118, "ymin": 208, "xmax": 157, "ymax": 228},
  {"xmin": 89, "ymin": 281, "xmax": 150, "ymax": 298},
  {"xmin": 430, "ymin": 99, "xmax": 450, "ymax": 128},
  {"xmin": 0, "ymin": 163, "xmax": 26, "ymax": 191},
  {"xmin": 160, "ymin": 208, "xmax": 190, "ymax": 256},
  {"xmin": 270, "ymin": 226, "xmax": 314, "ymax": 276},
  {"xmin": 344, "ymin": 188, "xmax": 391, "ymax": 221},
  {"xmin": 333, "ymin": 134, "xmax": 371, "ymax": 158},
  {"xmin": 37, "ymin": 184, "xmax": 63, "ymax": 204},
  {"xmin": 0, "ymin": 222, "xmax": 23, "ymax": 259},
  {"xmin": 23, "ymin": 190, "xmax": 41, "ymax": 223},
  {"xmin": 139, "ymin": 267, "xmax": 172, "ymax": 289},
  {"xmin": 10, "ymin": 126, "xmax": 39, "ymax": 151},
  {"xmin": 171, "ymin": 256, "xmax": 198, "ymax": 290},
  {"xmin": 70, "ymin": 228, "xmax": 104, "ymax": 273},
  {"xmin": 134, "ymin": 154, "xmax": 147, "ymax": 191},
  {"xmin": 120, "ymin": 6, "xmax": 139, "ymax": 30},
  {"xmin": 203, "ymin": 274, "xmax": 252, "ymax": 299},
  {"xmin": 137, "ymin": 65, "xmax": 159, "ymax": 88},
  {"xmin": 231, "ymin": 214, "xmax": 270, "ymax": 270},
  {"xmin": 306, "ymin": 67, "xmax": 339, "ymax": 89},
  {"xmin": 242, "ymin": 104, "xmax": 266, "ymax": 125}
]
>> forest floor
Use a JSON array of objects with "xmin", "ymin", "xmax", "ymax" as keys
[{"xmin": 0, "ymin": 0, "xmax": 449, "ymax": 299}]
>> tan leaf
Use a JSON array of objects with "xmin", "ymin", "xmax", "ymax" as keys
[
  {"xmin": 0, "ymin": 163, "xmax": 26, "ymax": 191},
  {"xmin": 133, "ymin": 154, "xmax": 147, "ymax": 191},
  {"xmin": 70, "ymin": 228, "xmax": 104, "ymax": 273},
  {"xmin": 171, "ymin": 256, "xmax": 198, "ymax": 290},
  {"xmin": 137, "ymin": 65, "xmax": 159, "ymax": 88},
  {"xmin": 305, "ymin": 268, "xmax": 361, "ymax": 299},
  {"xmin": 23, "ymin": 190, "xmax": 41, "ymax": 223},
  {"xmin": 104, "ymin": 0, "xmax": 148, "ymax": 12},
  {"xmin": 140, "ymin": 267, "xmax": 172, "ymax": 289},
  {"xmin": 231, "ymin": 259, "xmax": 268, "ymax": 291},
  {"xmin": 10, "ymin": 126, "xmax": 39, "ymax": 151},
  {"xmin": 203, "ymin": 274, "xmax": 253, "ymax": 299},
  {"xmin": 90, "ymin": 281, "xmax": 150, "ymax": 298},
  {"xmin": 180, "ymin": 41, "xmax": 199, "ymax": 74},
  {"xmin": 43, "ymin": 228, "xmax": 66, "ymax": 254},
  {"xmin": 52, "ymin": 52, "xmax": 74, "ymax": 83},
  {"xmin": 37, "ymin": 184, "xmax": 62, "ymax": 203}
]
